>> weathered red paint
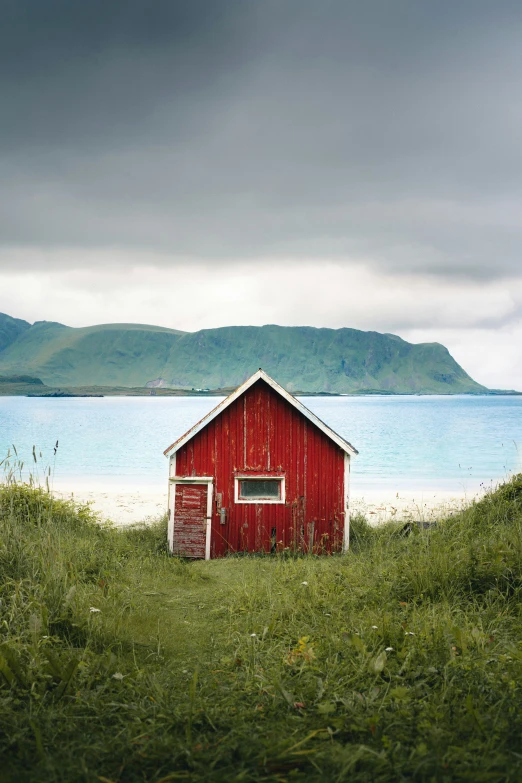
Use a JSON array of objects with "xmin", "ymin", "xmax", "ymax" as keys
[{"xmin": 166, "ymin": 372, "xmax": 356, "ymax": 558}]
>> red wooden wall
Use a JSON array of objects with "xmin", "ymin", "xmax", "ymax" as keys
[{"xmin": 174, "ymin": 379, "xmax": 346, "ymax": 557}]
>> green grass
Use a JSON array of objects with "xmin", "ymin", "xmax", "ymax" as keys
[{"xmin": 1, "ymin": 477, "xmax": 522, "ymax": 782}]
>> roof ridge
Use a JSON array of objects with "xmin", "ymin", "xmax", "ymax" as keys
[{"xmin": 163, "ymin": 369, "xmax": 358, "ymax": 457}]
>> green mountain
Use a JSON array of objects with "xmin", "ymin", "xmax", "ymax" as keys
[
  {"xmin": 0, "ymin": 312, "xmax": 31, "ymax": 353},
  {"xmin": 0, "ymin": 313, "xmax": 487, "ymax": 394}
]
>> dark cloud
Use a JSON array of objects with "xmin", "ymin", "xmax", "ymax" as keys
[{"xmin": 1, "ymin": 0, "xmax": 522, "ymax": 278}]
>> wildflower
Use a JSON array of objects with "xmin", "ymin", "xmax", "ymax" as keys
[
  {"xmin": 89, "ymin": 607, "xmax": 101, "ymax": 613},
  {"xmin": 371, "ymin": 625, "xmax": 378, "ymax": 629},
  {"xmin": 301, "ymin": 581, "xmax": 308, "ymax": 586},
  {"xmin": 250, "ymin": 633, "xmax": 257, "ymax": 637},
  {"xmin": 286, "ymin": 637, "xmax": 315, "ymax": 665},
  {"xmin": 112, "ymin": 672, "xmax": 124, "ymax": 681},
  {"xmin": 385, "ymin": 647, "xmax": 394, "ymax": 652}
]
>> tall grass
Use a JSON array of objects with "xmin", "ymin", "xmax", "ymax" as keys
[{"xmin": 1, "ymin": 471, "xmax": 522, "ymax": 781}]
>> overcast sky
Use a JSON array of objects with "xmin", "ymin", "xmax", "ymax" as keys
[{"xmin": 1, "ymin": 0, "xmax": 521, "ymax": 388}]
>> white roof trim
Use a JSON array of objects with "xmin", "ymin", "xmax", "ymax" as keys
[{"xmin": 164, "ymin": 370, "xmax": 358, "ymax": 457}]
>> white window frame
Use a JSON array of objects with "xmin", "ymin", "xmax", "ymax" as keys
[{"xmin": 234, "ymin": 475, "xmax": 286, "ymax": 505}]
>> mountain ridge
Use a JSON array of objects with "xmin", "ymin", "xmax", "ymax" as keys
[
  {"xmin": 0, "ymin": 311, "xmax": 488, "ymax": 394},
  {"xmin": 0, "ymin": 312, "xmax": 31, "ymax": 353}
]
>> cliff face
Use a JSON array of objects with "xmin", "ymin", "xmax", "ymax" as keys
[{"xmin": 0, "ymin": 314, "xmax": 486, "ymax": 393}]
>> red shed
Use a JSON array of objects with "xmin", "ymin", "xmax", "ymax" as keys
[{"xmin": 164, "ymin": 369, "xmax": 358, "ymax": 559}]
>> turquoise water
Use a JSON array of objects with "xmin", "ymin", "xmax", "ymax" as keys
[{"xmin": 0, "ymin": 395, "xmax": 521, "ymax": 493}]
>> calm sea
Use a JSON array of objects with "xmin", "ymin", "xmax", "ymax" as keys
[{"xmin": 0, "ymin": 395, "xmax": 521, "ymax": 494}]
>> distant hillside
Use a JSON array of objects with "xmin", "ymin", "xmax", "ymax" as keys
[
  {"xmin": 0, "ymin": 312, "xmax": 31, "ymax": 353},
  {"xmin": 0, "ymin": 313, "xmax": 487, "ymax": 394}
]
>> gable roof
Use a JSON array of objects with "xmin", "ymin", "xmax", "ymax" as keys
[{"xmin": 164, "ymin": 369, "xmax": 358, "ymax": 457}]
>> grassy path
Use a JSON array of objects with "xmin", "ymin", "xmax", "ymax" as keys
[{"xmin": 1, "ymin": 482, "xmax": 522, "ymax": 781}]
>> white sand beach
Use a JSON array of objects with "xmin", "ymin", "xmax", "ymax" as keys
[
  {"xmin": 52, "ymin": 482, "xmax": 168, "ymax": 527},
  {"xmin": 350, "ymin": 488, "xmax": 481, "ymax": 525},
  {"xmin": 52, "ymin": 481, "xmax": 484, "ymax": 527}
]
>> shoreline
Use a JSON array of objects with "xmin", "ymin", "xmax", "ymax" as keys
[
  {"xmin": 51, "ymin": 481, "xmax": 485, "ymax": 527},
  {"xmin": 2, "ymin": 389, "xmax": 522, "ymax": 398}
]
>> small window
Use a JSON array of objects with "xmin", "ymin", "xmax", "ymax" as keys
[
  {"xmin": 235, "ymin": 476, "xmax": 285, "ymax": 504},
  {"xmin": 240, "ymin": 479, "xmax": 280, "ymax": 499}
]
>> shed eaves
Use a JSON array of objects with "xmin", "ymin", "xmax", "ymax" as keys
[{"xmin": 163, "ymin": 369, "xmax": 358, "ymax": 457}]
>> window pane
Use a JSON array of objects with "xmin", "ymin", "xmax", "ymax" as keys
[{"xmin": 239, "ymin": 479, "xmax": 281, "ymax": 499}]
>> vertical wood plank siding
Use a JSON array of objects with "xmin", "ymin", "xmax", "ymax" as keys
[{"xmin": 174, "ymin": 379, "xmax": 345, "ymax": 558}]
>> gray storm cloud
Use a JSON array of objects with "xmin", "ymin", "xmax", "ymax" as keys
[{"xmin": 1, "ymin": 0, "xmax": 522, "ymax": 279}]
